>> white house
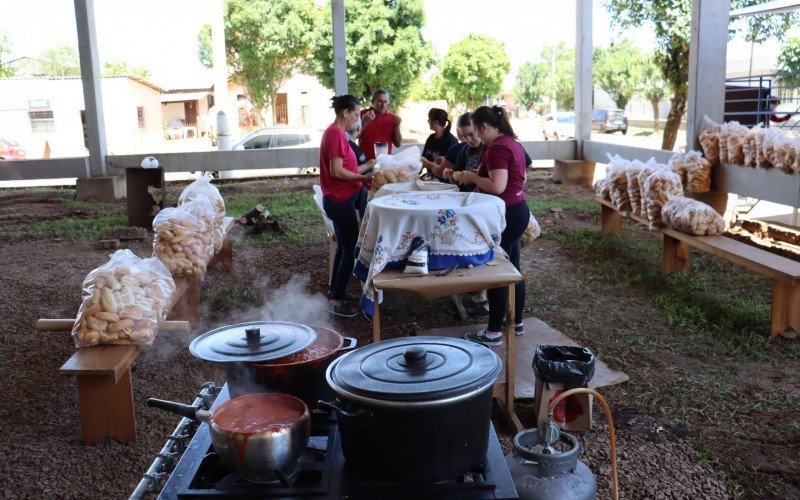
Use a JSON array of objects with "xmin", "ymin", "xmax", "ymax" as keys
[{"xmin": 0, "ymin": 76, "xmax": 164, "ymax": 158}]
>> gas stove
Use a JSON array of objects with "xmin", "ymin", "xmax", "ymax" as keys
[{"xmin": 154, "ymin": 385, "xmax": 518, "ymax": 499}]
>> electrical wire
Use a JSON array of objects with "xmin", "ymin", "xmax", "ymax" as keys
[{"xmin": 547, "ymin": 388, "xmax": 619, "ymax": 500}]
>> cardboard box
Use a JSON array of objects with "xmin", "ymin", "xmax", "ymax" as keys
[{"xmin": 534, "ymin": 379, "xmax": 593, "ymax": 431}]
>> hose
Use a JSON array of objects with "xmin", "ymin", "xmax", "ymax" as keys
[{"xmin": 547, "ymin": 387, "xmax": 618, "ymax": 500}]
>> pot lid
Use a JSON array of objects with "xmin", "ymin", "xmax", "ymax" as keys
[
  {"xmin": 189, "ymin": 321, "xmax": 317, "ymax": 363},
  {"xmin": 327, "ymin": 336, "xmax": 501, "ymax": 403}
]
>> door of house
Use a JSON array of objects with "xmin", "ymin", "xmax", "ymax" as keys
[
  {"xmin": 184, "ymin": 101, "xmax": 198, "ymax": 126},
  {"xmin": 275, "ymin": 93, "xmax": 288, "ymax": 124}
]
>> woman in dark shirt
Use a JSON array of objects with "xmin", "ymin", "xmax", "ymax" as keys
[
  {"xmin": 420, "ymin": 108, "xmax": 458, "ymax": 171},
  {"xmin": 457, "ymin": 105, "xmax": 529, "ymax": 346}
]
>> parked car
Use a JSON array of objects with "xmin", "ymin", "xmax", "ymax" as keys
[
  {"xmin": 231, "ymin": 126, "xmax": 324, "ymax": 175},
  {"xmin": 543, "ymin": 112, "xmax": 575, "ymax": 141},
  {"xmin": 591, "ymin": 109, "xmax": 628, "ymax": 134},
  {"xmin": 0, "ymin": 138, "xmax": 26, "ymax": 159}
]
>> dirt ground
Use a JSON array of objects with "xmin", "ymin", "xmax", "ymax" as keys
[{"xmin": 0, "ymin": 176, "xmax": 797, "ymax": 499}]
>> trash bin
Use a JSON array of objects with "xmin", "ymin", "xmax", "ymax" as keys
[
  {"xmin": 532, "ymin": 345, "xmax": 595, "ymax": 385},
  {"xmin": 532, "ymin": 345, "xmax": 596, "ymax": 430}
]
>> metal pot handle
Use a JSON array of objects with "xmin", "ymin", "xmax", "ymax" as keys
[
  {"xmin": 148, "ymin": 398, "xmax": 202, "ymax": 421},
  {"xmin": 317, "ymin": 400, "xmax": 367, "ymax": 419},
  {"xmin": 340, "ymin": 337, "xmax": 358, "ymax": 352}
]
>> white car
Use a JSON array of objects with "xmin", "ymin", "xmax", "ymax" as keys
[
  {"xmin": 543, "ymin": 112, "xmax": 575, "ymax": 141},
  {"xmin": 231, "ymin": 126, "xmax": 323, "ymax": 175}
]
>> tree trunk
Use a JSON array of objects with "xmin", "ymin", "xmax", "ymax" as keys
[
  {"xmin": 661, "ymin": 94, "xmax": 687, "ymax": 151},
  {"xmin": 650, "ymin": 99, "xmax": 660, "ymax": 132}
]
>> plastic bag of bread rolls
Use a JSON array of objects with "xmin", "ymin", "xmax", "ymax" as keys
[
  {"xmin": 72, "ymin": 250, "xmax": 176, "ymax": 347},
  {"xmin": 179, "ymin": 176, "xmax": 226, "ymax": 251},
  {"xmin": 521, "ymin": 212, "xmax": 541, "ymax": 247},
  {"xmin": 667, "ymin": 153, "xmax": 687, "ymax": 187},
  {"xmin": 626, "ymin": 159, "xmax": 655, "ymax": 218},
  {"xmin": 643, "ymin": 168, "xmax": 683, "ymax": 227},
  {"xmin": 754, "ymin": 125, "xmax": 771, "ymax": 168},
  {"xmin": 153, "ymin": 207, "xmax": 210, "ymax": 278},
  {"xmin": 717, "ymin": 122, "xmax": 730, "ymax": 164},
  {"xmin": 762, "ymin": 128, "xmax": 782, "ymax": 168},
  {"xmin": 742, "ymin": 124, "xmax": 761, "ymax": 167},
  {"xmin": 637, "ymin": 161, "xmax": 663, "ymax": 219},
  {"xmin": 371, "ymin": 169, "xmax": 414, "ymax": 192},
  {"xmin": 726, "ymin": 122, "xmax": 748, "ymax": 165},
  {"xmin": 771, "ymin": 133, "xmax": 795, "ymax": 173},
  {"xmin": 606, "ymin": 154, "xmax": 631, "ymax": 213},
  {"xmin": 698, "ymin": 116, "xmax": 721, "ymax": 166},
  {"xmin": 593, "ymin": 177, "xmax": 610, "ymax": 201},
  {"xmin": 661, "ymin": 197, "xmax": 725, "ymax": 236},
  {"xmin": 785, "ymin": 136, "xmax": 800, "ymax": 174},
  {"xmin": 683, "ymin": 150, "xmax": 712, "ymax": 193},
  {"xmin": 177, "ymin": 198, "xmax": 218, "ymax": 263}
]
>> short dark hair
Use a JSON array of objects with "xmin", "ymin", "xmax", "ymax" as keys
[
  {"xmin": 428, "ymin": 108, "xmax": 451, "ymax": 133},
  {"xmin": 330, "ymin": 94, "xmax": 361, "ymax": 115},
  {"xmin": 471, "ymin": 105, "xmax": 517, "ymax": 139},
  {"xmin": 372, "ymin": 88, "xmax": 389, "ymax": 101}
]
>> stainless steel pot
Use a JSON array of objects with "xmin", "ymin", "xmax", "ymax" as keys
[{"xmin": 148, "ymin": 392, "xmax": 310, "ymax": 474}]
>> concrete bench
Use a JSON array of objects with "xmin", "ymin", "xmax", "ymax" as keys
[{"xmin": 597, "ymin": 196, "xmax": 800, "ymax": 339}]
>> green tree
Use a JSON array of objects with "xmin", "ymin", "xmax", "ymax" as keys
[
  {"xmin": 542, "ymin": 43, "xmax": 575, "ymax": 111},
  {"xmin": 221, "ymin": 0, "xmax": 318, "ymax": 122},
  {"xmin": 197, "ymin": 23, "xmax": 213, "ymax": 69},
  {"xmin": 594, "ymin": 39, "xmax": 648, "ymax": 110},
  {"xmin": 102, "ymin": 60, "xmax": 151, "ymax": 79},
  {"xmin": 34, "ymin": 44, "xmax": 81, "ymax": 77},
  {"xmin": 641, "ymin": 56, "xmax": 668, "ymax": 132},
  {"xmin": 309, "ymin": 0, "xmax": 434, "ymax": 107},
  {"xmin": 605, "ymin": 0, "xmax": 797, "ymax": 150},
  {"xmin": 0, "ymin": 32, "xmax": 14, "ymax": 77},
  {"xmin": 514, "ymin": 61, "xmax": 549, "ymax": 110},
  {"xmin": 440, "ymin": 34, "xmax": 510, "ymax": 109},
  {"xmin": 777, "ymin": 37, "xmax": 800, "ymax": 88}
]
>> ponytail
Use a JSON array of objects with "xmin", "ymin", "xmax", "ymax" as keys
[
  {"xmin": 471, "ymin": 105, "xmax": 517, "ymax": 139},
  {"xmin": 330, "ymin": 94, "xmax": 361, "ymax": 115},
  {"xmin": 444, "ymin": 118, "xmax": 452, "ymax": 134}
]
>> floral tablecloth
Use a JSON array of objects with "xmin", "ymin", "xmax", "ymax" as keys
[{"xmin": 354, "ymin": 191, "xmax": 506, "ymax": 315}]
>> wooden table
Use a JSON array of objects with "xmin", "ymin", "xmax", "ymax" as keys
[{"xmin": 371, "ymin": 254, "xmax": 524, "ymax": 432}]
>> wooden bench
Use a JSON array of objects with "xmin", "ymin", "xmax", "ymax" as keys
[
  {"xmin": 597, "ymin": 196, "xmax": 800, "ymax": 339},
  {"xmin": 51, "ymin": 216, "xmax": 236, "ymax": 444}
]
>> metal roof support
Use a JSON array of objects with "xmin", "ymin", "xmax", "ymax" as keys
[
  {"xmin": 574, "ymin": 0, "xmax": 593, "ymax": 158},
  {"xmin": 332, "ymin": 0, "xmax": 348, "ymax": 95},
  {"xmin": 74, "ymin": 0, "xmax": 108, "ymax": 177},
  {"xmin": 686, "ymin": 0, "xmax": 731, "ymax": 151}
]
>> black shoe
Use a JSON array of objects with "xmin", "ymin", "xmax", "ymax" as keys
[
  {"xmin": 466, "ymin": 301, "xmax": 489, "ymax": 318},
  {"xmin": 327, "ymin": 302, "xmax": 358, "ymax": 318},
  {"xmin": 464, "ymin": 329, "xmax": 503, "ymax": 346}
]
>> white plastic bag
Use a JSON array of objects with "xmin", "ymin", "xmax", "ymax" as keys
[
  {"xmin": 684, "ymin": 150, "xmax": 712, "ymax": 193},
  {"xmin": 698, "ymin": 116, "xmax": 721, "ymax": 166},
  {"xmin": 668, "ymin": 152, "xmax": 687, "ymax": 186},
  {"xmin": 627, "ymin": 158, "xmax": 656, "ymax": 218},
  {"xmin": 72, "ymin": 250, "xmax": 175, "ymax": 348},
  {"xmin": 153, "ymin": 207, "xmax": 210, "ymax": 278},
  {"xmin": 593, "ymin": 177, "xmax": 610, "ymax": 201},
  {"xmin": 606, "ymin": 154, "xmax": 631, "ymax": 214},
  {"xmin": 376, "ymin": 146, "xmax": 423, "ymax": 175},
  {"xmin": 661, "ymin": 197, "xmax": 725, "ymax": 235},
  {"xmin": 179, "ymin": 175, "xmax": 226, "ymax": 251},
  {"xmin": 637, "ymin": 162, "xmax": 663, "ymax": 219},
  {"xmin": 644, "ymin": 169, "xmax": 683, "ymax": 227},
  {"xmin": 521, "ymin": 212, "xmax": 541, "ymax": 247},
  {"xmin": 726, "ymin": 122, "xmax": 748, "ymax": 165},
  {"xmin": 742, "ymin": 124, "xmax": 762, "ymax": 167}
]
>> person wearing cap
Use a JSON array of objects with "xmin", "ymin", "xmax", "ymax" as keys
[{"xmin": 355, "ymin": 88, "xmax": 403, "ymax": 161}]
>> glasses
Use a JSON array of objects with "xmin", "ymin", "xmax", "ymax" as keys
[{"xmin": 374, "ymin": 99, "xmax": 389, "ymax": 104}]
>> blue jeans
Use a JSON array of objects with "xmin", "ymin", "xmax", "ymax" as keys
[
  {"xmin": 323, "ymin": 188, "xmax": 367, "ymax": 300},
  {"xmin": 487, "ymin": 200, "xmax": 530, "ymax": 332}
]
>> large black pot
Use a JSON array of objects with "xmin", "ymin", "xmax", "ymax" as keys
[
  {"xmin": 226, "ymin": 325, "xmax": 357, "ymax": 406},
  {"xmin": 322, "ymin": 336, "xmax": 501, "ymax": 484}
]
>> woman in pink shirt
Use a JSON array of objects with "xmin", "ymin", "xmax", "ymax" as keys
[
  {"xmin": 319, "ymin": 95, "xmax": 374, "ymax": 317},
  {"xmin": 457, "ymin": 105, "xmax": 530, "ymax": 346}
]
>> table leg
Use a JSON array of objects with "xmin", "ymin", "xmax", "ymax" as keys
[
  {"xmin": 498, "ymin": 284, "xmax": 522, "ymax": 433},
  {"xmin": 372, "ymin": 286, "xmax": 381, "ymax": 344},
  {"xmin": 601, "ymin": 203, "xmax": 622, "ymax": 236},
  {"xmin": 76, "ymin": 370, "xmax": 136, "ymax": 445},
  {"xmin": 771, "ymin": 279, "xmax": 800, "ymax": 339},
  {"xmin": 662, "ymin": 234, "xmax": 691, "ymax": 275}
]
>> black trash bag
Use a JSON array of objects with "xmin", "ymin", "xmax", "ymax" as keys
[{"xmin": 532, "ymin": 345, "xmax": 596, "ymax": 385}]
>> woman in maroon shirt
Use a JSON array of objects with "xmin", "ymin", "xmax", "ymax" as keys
[
  {"xmin": 457, "ymin": 105, "xmax": 530, "ymax": 346},
  {"xmin": 319, "ymin": 95, "xmax": 374, "ymax": 317}
]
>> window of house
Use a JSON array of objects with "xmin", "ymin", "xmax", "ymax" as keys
[
  {"xmin": 29, "ymin": 110, "xmax": 55, "ymax": 133},
  {"xmin": 137, "ymin": 106, "xmax": 145, "ymax": 128}
]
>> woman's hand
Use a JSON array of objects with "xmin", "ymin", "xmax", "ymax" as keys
[
  {"xmin": 443, "ymin": 168, "xmax": 454, "ymax": 182},
  {"xmin": 458, "ymin": 170, "xmax": 477, "ymax": 186},
  {"xmin": 359, "ymin": 159, "xmax": 377, "ymax": 174},
  {"xmin": 434, "ymin": 156, "xmax": 445, "ymax": 166},
  {"xmin": 361, "ymin": 171, "xmax": 375, "ymax": 189}
]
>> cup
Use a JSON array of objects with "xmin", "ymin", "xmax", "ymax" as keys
[{"xmin": 374, "ymin": 142, "xmax": 389, "ymax": 159}]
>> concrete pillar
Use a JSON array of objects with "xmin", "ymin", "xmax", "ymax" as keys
[
  {"xmin": 574, "ymin": 0, "xmax": 593, "ymax": 158},
  {"xmin": 332, "ymin": 0, "xmax": 348, "ymax": 95},
  {"xmin": 212, "ymin": 0, "xmax": 229, "ymax": 122},
  {"xmin": 73, "ymin": 0, "xmax": 107, "ymax": 177},
  {"xmin": 686, "ymin": 0, "xmax": 731, "ymax": 151}
]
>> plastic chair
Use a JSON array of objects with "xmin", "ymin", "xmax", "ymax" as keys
[{"xmin": 313, "ymin": 185, "xmax": 337, "ymax": 286}]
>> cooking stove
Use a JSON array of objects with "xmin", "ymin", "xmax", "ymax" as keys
[{"xmin": 156, "ymin": 385, "xmax": 518, "ymax": 499}]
